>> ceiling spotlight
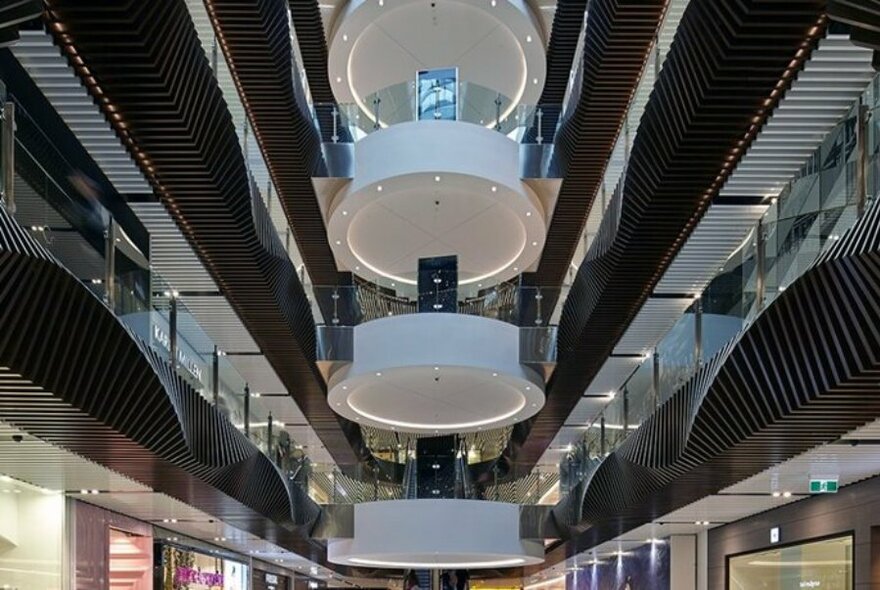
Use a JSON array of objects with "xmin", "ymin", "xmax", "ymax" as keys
[
  {"xmin": 492, "ymin": 372, "xmax": 498, "ymax": 377},
  {"xmin": 526, "ymin": 35, "xmax": 533, "ymax": 43},
  {"xmin": 533, "ymin": 78, "xmax": 539, "ymax": 85},
  {"xmin": 434, "ymin": 175, "xmax": 441, "ymax": 182},
  {"xmin": 782, "ymin": 491, "xmax": 792, "ymax": 498},
  {"xmin": 490, "ymin": 0, "xmax": 496, "ymax": 6},
  {"xmin": 434, "ymin": 366, "xmax": 440, "ymax": 371},
  {"xmin": 772, "ymin": 491, "xmax": 781, "ymax": 498},
  {"xmin": 532, "ymin": 241, "xmax": 538, "ymax": 246},
  {"xmin": 335, "ymin": 76, "xmax": 342, "ymax": 83},
  {"xmin": 342, "ymin": 34, "xmax": 349, "ymax": 42},
  {"xmin": 526, "ymin": 211, "xmax": 532, "ymax": 217},
  {"xmin": 80, "ymin": 489, "xmax": 89, "ymax": 495},
  {"xmin": 335, "ymin": 240, "xmax": 342, "ymax": 245},
  {"xmin": 375, "ymin": 372, "xmax": 382, "ymax": 377},
  {"xmin": 513, "ymin": 267, "xmax": 519, "ymax": 272},
  {"xmin": 376, "ymin": 185, "xmax": 383, "ymax": 192},
  {"xmin": 491, "ymin": 185, "xmax": 497, "ymax": 192},
  {"xmin": 342, "ymin": 210, "xmax": 348, "ymax": 216}
]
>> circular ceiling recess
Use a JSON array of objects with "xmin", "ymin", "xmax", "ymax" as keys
[
  {"xmin": 327, "ymin": 121, "xmax": 547, "ymax": 286},
  {"xmin": 326, "ymin": 314, "xmax": 545, "ymax": 434},
  {"xmin": 327, "ymin": 0, "xmax": 546, "ymax": 125},
  {"xmin": 327, "ymin": 499, "xmax": 545, "ymax": 569}
]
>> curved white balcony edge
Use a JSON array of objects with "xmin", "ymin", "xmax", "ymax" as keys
[
  {"xmin": 327, "ymin": 121, "xmax": 547, "ymax": 286},
  {"xmin": 327, "ymin": 0, "xmax": 546, "ymax": 124},
  {"xmin": 327, "ymin": 499, "xmax": 545, "ymax": 569},
  {"xmin": 327, "ymin": 313, "xmax": 545, "ymax": 434}
]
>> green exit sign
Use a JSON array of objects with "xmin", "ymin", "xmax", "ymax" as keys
[{"xmin": 809, "ymin": 479, "xmax": 839, "ymax": 494}]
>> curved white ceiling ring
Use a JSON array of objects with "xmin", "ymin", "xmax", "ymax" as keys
[
  {"xmin": 327, "ymin": 0, "xmax": 547, "ymax": 127},
  {"xmin": 326, "ymin": 314, "xmax": 546, "ymax": 435},
  {"xmin": 327, "ymin": 499, "xmax": 546, "ymax": 569},
  {"xmin": 327, "ymin": 121, "xmax": 547, "ymax": 286}
]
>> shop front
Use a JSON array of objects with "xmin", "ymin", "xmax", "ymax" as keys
[
  {"xmin": 157, "ymin": 542, "xmax": 249, "ymax": 590},
  {"xmin": 708, "ymin": 475, "xmax": 880, "ymax": 588},
  {"xmin": 0, "ymin": 478, "xmax": 64, "ymax": 590},
  {"xmin": 252, "ymin": 567, "xmax": 292, "ymax": 590},
  {"xmin": 728, "ymin": 536, "xmax": 853, "ymax": 590}
]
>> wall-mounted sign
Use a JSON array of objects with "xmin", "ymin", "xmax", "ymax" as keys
[
  {"xmin": 152, "ymin": 323, "xmax": 205, "ymax": 383},
  {"xmin": 174, "ymin": 566, "xmax": 223, "ymax": 587},
  {"xmin": 809, "ymin": 478, "xmax": 839, "ymax": 494},
  {"xmin": 266, "ymin": 573, "xmax": 279, "ymax": 584},
  {"xmin": 770, "ymin": 527, "xmax": 780, "ymax": 544}
]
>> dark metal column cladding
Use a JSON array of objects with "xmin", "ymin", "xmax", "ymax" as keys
[
  {"xmin": 41, "ymin": 0, "xmax": 366, "ymax": 465},
  {"xmin": 512, "ymin": 0, "xmax": 827, "ymax": 471}
]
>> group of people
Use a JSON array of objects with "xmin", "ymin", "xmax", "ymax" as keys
[{"xmin": 403, "ymin": 570, "xmax": 469, "ymax": 590}]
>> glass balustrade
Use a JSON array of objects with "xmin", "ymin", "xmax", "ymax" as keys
[
  {"xmin": 0, "ymin": 96, "xmax": 301, "ymax": 474},
  {"xmin": 313, "ymin": 82, "xmax": 559, "ymax": 144},
  {"xmin": 561, "ymin": 88, "xmax": 880, "ymax": 468},
  {"xmin": 313, "ymin": 281, "xmax": 561, "ymax": 328}
]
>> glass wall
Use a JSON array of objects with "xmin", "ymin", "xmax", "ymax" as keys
[
  {"xmin": 728, "ymin": 536, "xmax": 853, "ymax": 590},
  {"xmin": 0, "ymin": 479, "xmax": 64, "ymax": 590}
]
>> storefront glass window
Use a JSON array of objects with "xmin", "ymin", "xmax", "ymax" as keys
[
  {"xmin": 729, "ymin": 536, "xmax": 852, "ymax": 590},
  {"xmin": 0, "ymin": 479, "xmax": 64, "ymax": 590},
  {"xmin": 160, "ymin": 544, "xmax": 249, "ymax": 590}
]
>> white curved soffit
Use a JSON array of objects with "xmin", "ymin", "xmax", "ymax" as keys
[
  {"xmin": 327, "ymin": 120, "xmax": 547, "ymax": 285},
  {"xmin": 326, "ymin": 0, "xmax": 546, "ymax": 124},
  {"xmin": 327, "ymin": 313, "xmax": 545, "ymax": 434},
  {"xmin": 327, "ymin": 499, "xmax": 545, "ymax": 569}
]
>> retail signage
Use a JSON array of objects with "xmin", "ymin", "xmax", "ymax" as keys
[
  {"xmin": 152, "ymin": 323, "xmax": 205, "ymax": 383},
  {"xmin": 174, "ymin": 566, "xmax": 223, "ymax": 586},
  {"xmin": 266, "ymin": 573, "xmax": 279, "ymax": 584},
  {"xmin": 770, "ymin": 526, "xmax": 780, "ymax": 544},
  {"xmin": 809, "ymin": 478, "xmax": 838, "ymax": 494}
]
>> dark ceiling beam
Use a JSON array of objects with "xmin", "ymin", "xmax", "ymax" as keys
[
  {"xmin": 41, "ymin": 0, "xmax": 365, "ymax": 466},
  {"xmin": 0, "ymin": 205, "xmax": 325, "ymax": 562},
  {"xmin": 511, "ymin": 0, "xmax": 827, "ymax": 473},
  {"xmin": 203, "ymin": 0, "xmax": 345, "ymax": 286},
  {"xmin": 538, "ymin": 194, "xmax": 880, "ymax": 570}
]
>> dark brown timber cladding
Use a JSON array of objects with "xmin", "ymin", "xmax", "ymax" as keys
[
  {"xmin": 512, "ymin": 0, "xmax": 827, "ymax": 472},
  {"xmin": 42, "ymin": 0, "xmax": 365, "ymax": 465}
]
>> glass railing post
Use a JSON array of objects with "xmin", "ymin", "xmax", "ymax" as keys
[
  {"xmin": 756, "ymin": 218, "xmax": 766, "ymax": 313},
  {"xmin": 212, "ymin": 346, "xmax": 220, "ymax": 405},
  {"xmin": 243, "ymin": 384, "xmax": 251, "ymax": 439},
  {"xmin": 267, "ymin": 412, "xmax": 274, "ymax": 460},
  {"xmin": 622, "ymin": 386, "xmax": 629, "ymax": 434},
  {"xmin": 600, "ymin": 415, "xmax": 606, "ymax": 456},
  {"xmin": 694, "ymin": 297, "xmax": 703, "ymax": 368},
  {"xmin": 1, "ymin": 101, "xmax": 14, "ymax": 216},
  {"xmin": 168, "ymin": 292, "xmax": 178, "ymax": 371},
  {"xmin": 104, "ymin": 218, "xmax": 116, "ymax": 311},
  {"xmin": 331, "ymin": 106, "xmax": 339, "ymax": 144},
  {"xmin": 857, "ymin": 101, "xmax": 870, "ymax": 217},
  {"xmin": 651, "ymin": 349, "xmax": 660, "ymax": 410},
  {"xmin": 536, "ymin": 108, "xmax": 544, "ymax": 145},
  {"xmin": 372, "ymin": 97, "xmax": 381, "ymax": 130}
]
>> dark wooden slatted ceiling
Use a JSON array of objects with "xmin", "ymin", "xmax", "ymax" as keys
[
  {"xmin": 524, "ymin": 0, "xmax": 667, "ymax": 288},
  {"xmin": 203, "ymin": 0, "xmax": 345, "ymax": 287},
  {"xmin": 0, "ymin": 204, "xmax": 326, "ymax": 563},
  {"xmin": 511, "ymin": 0, "xmax": 827, "ymax": 472},
  {"xmin": 539, "ymin": 191, "xmax": 880, "ymax": 570},
  {"xmin": 41, "ymin": 0, "xmax": 365, "ymax": 466}
]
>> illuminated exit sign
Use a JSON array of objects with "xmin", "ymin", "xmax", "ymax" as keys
[{"xmin": 809, "ymin": 479, "xmax": 839, "ymax": 494}]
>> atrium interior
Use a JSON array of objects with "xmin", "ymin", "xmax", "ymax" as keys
[{"xmin": 0, "ymin": 0, "xmax": 880, "ymax": 589}]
